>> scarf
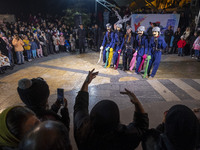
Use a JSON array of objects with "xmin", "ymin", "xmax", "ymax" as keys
[{"xmin": 0, "ymin": 106, "xmax": 20, "ymax": 147}]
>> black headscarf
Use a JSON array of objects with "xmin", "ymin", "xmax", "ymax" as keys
[
  {"xmin": 90, "ymin": 100, "xmax": 120, "ymax": 134},
  {"xmin": 164, "ymin": 104, "xmax": 199, "ymax": 150}
]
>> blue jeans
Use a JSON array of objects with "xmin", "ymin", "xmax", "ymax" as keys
[
  {"xmin": 8, "ymin": 51, "xmax": 13, "ymax": 64},
  {"xmin": 32, "ymin": 50, "xmax": 37, "ymax": 58},
  {"xmin": 195, "ymin": 50, "xmax": 199, "ymax": 57},
  {"xmin": 26, "ymin": 50, "xmax": 32, "ymax": 60},
  {"xmin": 16, "ymin": 51, "xmax": 24, "ymax": 64},
  {"xmin": 178, "ymin": 48, "xmax": 183, "ymax": 55},
  {"xmin": 148, "ymin": 51, "xmax": 162, "ymax": 77}
]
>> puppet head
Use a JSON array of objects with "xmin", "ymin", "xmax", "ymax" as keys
[
  {"xmin": 137, "ymin": 26, "xmax": 145, "ymax": 36},
  {"xmin": 116, "ymin": 24, "xmax": 122, "ymax": 31},
  {"xmin": 106, "ymin": 23, "xmax": 112, "ymax": 32},
  {"xmin": 152, "ymin": 27, "xmax": 160, "ymax": 37},
  {"xmin": 126, "ymin": 25, "xmax": 132, "ymax": 34}
]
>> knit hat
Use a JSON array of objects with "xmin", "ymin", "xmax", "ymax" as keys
[
  {"xmin": 106, "ymin": 23, "xmax": 112, "ymax": 29},
  {"xmin": 126, "ymin": 25, "xmax": 132, "ymax": 31},
  {"xmin": 17, "ymin": 78, "xmax": 50, "ymax": 109},
  {"xmin": 116, "ymin": 24, "xmax": 122, "ymax": 29},
  {"xmin": 152, "ymin": 27, "xmax": 160, "ymax": 33},
  {"xmin": 165, "ymin": 105, "xmax": 199, "ymax": 150},
  {"xmin": 137, "ymin": 26, "xmax": 145, "ymax": 32},
  {"xmin": 90, "ymin": 100, "xmax": 120, "ymax": 134},
  {"xmin": 0, "ymin": 106, "xmax": 21, "ymax": 147}
]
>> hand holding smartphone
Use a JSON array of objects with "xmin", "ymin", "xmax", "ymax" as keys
[{"xmin": 57, "ymin": 88, "xmax": 64, "ymax": 105}]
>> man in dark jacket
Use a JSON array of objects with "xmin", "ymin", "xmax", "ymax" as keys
[
  {"xmin": 77, "ymin": 24, "xmax": 86, "ymax": 53},
  {"xmin": 45, "ymin": 29, "xmax": 54, "ymax": 54},
  {"xmin": 171, "ymin": 27, "xmax": 181, "ymax": 54},
  {"xmin": 74, "ymin": 69, "xmax": 149, "ymax": 150},
  {"xmin": 94, "ymin": 24, "xmax": 102, "ymax": 52},
  {"xmin": 164, "ymin": 26, "xmax": 173, "ymax": 53}
]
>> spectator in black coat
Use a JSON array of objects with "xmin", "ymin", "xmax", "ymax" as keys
[
  {"xmin": 77, "ymin": 24, "xmax": 86, "ymax": 53},
  {"xmin": 171, "ymin": 27, "xmax": 181, "ymax": 54},
  {"xmin": 74, "ymin": 69, "xmax": 149, "ymax": 150},
  {"xmin": 142, "ymin": 105, "xmax": 200, "ymax": 150},
  {"xmin": 94, "ymin": 24, "xmax": 102, "ymax": 52},
  {"xmin": 17, "ymin": 77, "xmax": 70, "ymax": 130},
  {"xmin": 164, "ymin": 26, "xmax": 174, "ymax": 53},
  {"xmin": 0, "ymin": 32, "xmax": 8, "ymax": 57}
]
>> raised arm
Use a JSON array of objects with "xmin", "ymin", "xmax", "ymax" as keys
[{"xmin": 74, "ymin": 69, "xmax": 99, "ymax": 129}]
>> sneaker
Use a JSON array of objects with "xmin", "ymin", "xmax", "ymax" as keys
[{"xmin": 148, "ymin": 76, "xmax": 154, "ymax": 79}]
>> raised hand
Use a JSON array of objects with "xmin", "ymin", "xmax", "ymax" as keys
[
  {"xmin": 120, "ymin": 88, "xmax": 139, "ymax": 104},
  {"xmin": 85, "ymin": 69, "xmax": 99, "ymax": 84}
]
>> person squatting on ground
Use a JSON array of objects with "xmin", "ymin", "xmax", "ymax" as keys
[
  {"xmin": 177, "ymin": 36, "xmax": 186, "ymax": 56},
  {"xmin": 73, "ymin": 69, "xmax": 149, "ymax": 150},
  {"xmin": 122, "ymin": 25, "xmax": 135, "ymax": 71},
  {"xmin": 147, "ymin": 27, "xmax": 167, "ymax": 78},
  {"xmin": 100, "ymin": 23, "xmax": 114, "ymax": 65},
  {"xmin": 135, "ymin": 26, "xmax": 148, "ymax": 74},
  {"xmin": 112, "ymin": 23, "xmax": 124, "ymax": 69}
]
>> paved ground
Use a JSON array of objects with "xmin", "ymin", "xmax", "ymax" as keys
[{"xmin": 0, "ymin": 50, "xmax": 200, "ymax": 150}]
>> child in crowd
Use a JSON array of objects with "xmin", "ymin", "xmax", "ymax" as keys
[
  {"xmin": 65, "ymin": 39, "xmax": 70, "ymax": 52},
  {"xmin": 37, "ymin": 44, "xmax": 43, "ymax": 58},
  {"xmin": 30, "ymin": 38, "xmax": 38, "ymax": 59},
  {"xmin": 59, "ymin": 33, "xmax": 66, "ymax": 52},
  {"xmin": 53, "ymin": 33, "xmax": 60, "ymax": 53},
  {"xmin": 193, "ymin": 34, "xmax": 200, "ymax": 59},
  {"xmin": 177, "ymin": 36, "xmax": 186, "ymax": 56},
  {"xmin": 23, "ymin": 36, "xmax": 32, "ymax": 61},
  {"xmin": 69, "ymin": 34, "xmax": 75, "ymax": 52}
]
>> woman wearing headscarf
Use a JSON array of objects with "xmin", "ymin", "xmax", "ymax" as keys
[
  {"xmin": 0, "ymin": 106, "xmax": 40, "ymax": 150},
  {"xmin": 142, "ymin": 105, "xmax": 200, "ymax": 150},
  {"xmin": 74, "ymin": 69, "xmax": 149, "ymax": 150}
]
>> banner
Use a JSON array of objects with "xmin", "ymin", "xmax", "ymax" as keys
[{"xmin": 131, "ymin": 14, "xmax": 180, "ymax": 34}]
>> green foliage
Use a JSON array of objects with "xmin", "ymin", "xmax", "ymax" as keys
[{"xmin": 62, "ymin": 8, "xmax": 90, "ymax": 27}]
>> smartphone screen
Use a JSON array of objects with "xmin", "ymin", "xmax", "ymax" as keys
[{"xmin": 57, "ymin": 88, "xmax": 64, "ymax": 104}]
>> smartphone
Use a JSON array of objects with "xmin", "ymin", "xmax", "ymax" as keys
[{"xmin": 57, "ymin": 88, "xmax": 64, "ymax": 105}]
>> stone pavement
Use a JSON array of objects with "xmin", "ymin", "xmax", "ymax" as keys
[{"xmin": 0, "ymin": 50, "xmax": 200, "ymax": 150}]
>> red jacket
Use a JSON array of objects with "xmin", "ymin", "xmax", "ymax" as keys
[{"xmin": 177, "ymin": 40, "xmax": 186, "ymax": 48}]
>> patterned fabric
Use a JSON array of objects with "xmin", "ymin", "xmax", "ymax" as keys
[{"xmin": 0, "ymin": 54, "xmax": 10, "ymax": 67}]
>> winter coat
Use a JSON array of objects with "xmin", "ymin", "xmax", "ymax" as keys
[
  {"xmin": 177, "ymin": 39, "xmax": 186, "ymax": 48},
  {"xmin": 12, "ymin": 39, "xmax": 24, "ymax": 52},
  {"xmin": 193, "ymin": 36, "xmax": 200, "ymax": 50}
]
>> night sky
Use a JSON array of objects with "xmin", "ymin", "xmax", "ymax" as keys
[{"xmin": 0, "ymin": 0, "xmax": 95, "ymax": 15}]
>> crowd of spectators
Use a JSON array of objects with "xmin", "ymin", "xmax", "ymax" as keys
[
  {"xmin": 0, "ymin": 14, "xmax": 104, "ymax": 74},
  {"xmin": 0, "ymin": 68, "xmax": 199, "ymax": 150},
  {"xmin": 0, "ymin": 8, "xmax": 200, "ymax": 149},
  {"xmin": 1, "ymin": 8, "xmax": 200, "ymax": 74}
]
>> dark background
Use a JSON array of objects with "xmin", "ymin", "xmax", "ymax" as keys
[{"xmin": 0, "ymin": 0, "xmax": 96, "ymax": 15}]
